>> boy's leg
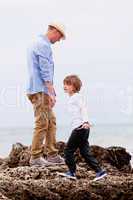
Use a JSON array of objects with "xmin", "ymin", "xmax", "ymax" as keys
[
  {"xmin": 79, "ymin": 128, "xmax": 101, "ymax": 172},
  {"xmin": 64, "ymin": 130, "xmax": 80, "ymax": 173}
]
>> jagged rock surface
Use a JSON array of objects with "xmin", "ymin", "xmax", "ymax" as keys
[{"xmin": 0, "ymin": 142, "xmax": 132, "ymax": 200}]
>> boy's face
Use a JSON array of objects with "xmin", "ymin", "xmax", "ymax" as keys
[{"xmin": 63, "ymin": 83, "xmax": 74, "ymax": 95}]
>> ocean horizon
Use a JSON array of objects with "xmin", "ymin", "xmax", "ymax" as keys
[{"xmin": 0, "ymin": 124, "xmax": 133, "ymax": 160}]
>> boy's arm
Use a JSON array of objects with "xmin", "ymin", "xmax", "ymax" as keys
[{"xmin": 79, "ymin": 95, "xmax": 92, "ymax": 128}]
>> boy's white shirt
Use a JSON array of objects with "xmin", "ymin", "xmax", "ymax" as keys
[{"xmin": 67, "ymin": 91, "xmax": 90, "ymax": 132}]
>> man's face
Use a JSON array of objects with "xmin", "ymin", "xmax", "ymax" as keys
[{"xmin": 50, "ymin": 29, "xmax": 63, "ymax": 43}]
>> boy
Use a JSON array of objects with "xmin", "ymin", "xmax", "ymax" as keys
[{"xmin": 59, "ymin": 75, "xmax": 107, "ymax": 181}]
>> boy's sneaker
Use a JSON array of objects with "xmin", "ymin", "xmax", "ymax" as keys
[
  {"xmin": 57, "ymin": 171, "xmax": 76, "ymax": 180},
  {"xmin": 29, "ymin": 157, "xmax": 54, "ymax": 167},
  {"xmin": 47, "ymin": 155, "xmax": 65, "ymax": 165},
  {"xmin": 93, "ymin": 170, "xmax": 107, "ymax": 181}
]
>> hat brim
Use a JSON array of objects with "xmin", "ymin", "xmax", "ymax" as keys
[{"xmin": 49, "ymin": 24, "xmax": 66, "ymax": 40}]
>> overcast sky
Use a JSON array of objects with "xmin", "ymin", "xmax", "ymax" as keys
[{"xmin": 0, "ymin": 0, "xmax": 133, "ymax": 127}]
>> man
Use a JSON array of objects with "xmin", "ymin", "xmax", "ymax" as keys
[{"xmin": 27, "ymin": 22, "xmax": 66, "ymax": 166}]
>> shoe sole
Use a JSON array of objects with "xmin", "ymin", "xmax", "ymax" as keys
[
  {"xmin": 50, "ymin": 162, "xmax": 65, "ymax": 165},
  {"xmin": 47, "ymin": 161, "xmax": 65, "ymax": 165},
  {"xmin": 93, "ymin": 173, "xmax": 107, "ymax": 181},
  {"xmin": 56, "ymin": 172, "xmax": 77, "ymax": 180},
  {"xmin": 30, "ymin": 163, "xmax": 55, "ymax": 167}
]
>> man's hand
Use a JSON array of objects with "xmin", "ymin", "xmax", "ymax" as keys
[
  {"xmin": 49, "ymin": 95, "xmax": 56, "ymax": 108},
  {"xmin": 45, "ymin": 81, "xmax": 55, "ymax": 95},
  {"xmin": 45, "ymin": 81, "xmax": 56, "ymax": 108}
]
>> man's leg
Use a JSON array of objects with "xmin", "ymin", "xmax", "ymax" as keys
[
  {"xmin": 27, "ymin": 93, "xmax": 52, "ymax": 166},
  {"xmin": 45, "ymin": 110, "xmax": 58, "ymax": 155},
  {"xmin": 45, "ymin": 110, "xmax": 64, "ymax": 164}
]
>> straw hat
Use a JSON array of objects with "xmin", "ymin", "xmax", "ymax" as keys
[{"xmin": 48, "ymin": 22, "xmax": 66, "ymax": 40}]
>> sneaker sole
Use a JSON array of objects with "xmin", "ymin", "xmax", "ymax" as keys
[
  {"xmin": 93, "ymin": 173, "xmax": 107, "ymax": 181},
  {"xmin": 47, "ymin": 161, "xmax": 65, "ymax": 165},
  {"xmin": 51, "ymin": 162, "xmax": 65, "ymax": 165},
  {"xmin": 56, "ymin": 172, "xmax": 77, "ymax": 180},
  {"xmin": 30, "ymin": 162, "xmax": 55, "ymax": 167}
]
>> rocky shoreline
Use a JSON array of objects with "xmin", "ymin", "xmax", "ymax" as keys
[{"xmin": 0, "ymin": 142, "xmax": 133, "ymax": 200}]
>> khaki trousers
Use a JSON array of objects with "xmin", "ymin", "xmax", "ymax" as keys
[{"xmin": 27, "ymin": 92, "xmax": 58, "ymax": 158}]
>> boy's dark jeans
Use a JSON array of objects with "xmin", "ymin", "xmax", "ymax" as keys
[{"xmin": 64, "ymin": 127, "xmax": 101, "ymax": 173}]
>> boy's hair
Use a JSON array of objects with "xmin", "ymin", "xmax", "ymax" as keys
[{"xmin": 63, "ymin": 75, "xmax": 82, "ymax": 92}]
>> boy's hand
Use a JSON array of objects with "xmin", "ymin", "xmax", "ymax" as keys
[{"xmin": 80, "ymin": 122, "xmax": 92, "ymax": 129}]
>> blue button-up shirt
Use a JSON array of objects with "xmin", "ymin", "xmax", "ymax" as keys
[{"xmin": 26, "ymin": 35, "xmax": 54, "ymax": 95}]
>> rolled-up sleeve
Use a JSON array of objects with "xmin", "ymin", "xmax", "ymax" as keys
[{"xmin": 37, "ymin": 44, "xmax": 52, "ymax": 83}]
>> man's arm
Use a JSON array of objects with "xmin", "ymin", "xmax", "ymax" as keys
[
  {"xmin": 37, "ymin": 45, "xmax": 54, "ymax": 91},
  {"xmin": 37, "ymin": 45, "xmax": 52, "ymax": 81},
  {"xmin": 37, "ymin": 44, "xmax": 56, "ymax": 105}
]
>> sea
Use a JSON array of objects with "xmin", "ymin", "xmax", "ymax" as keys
[{"xmin": 0, "ymin": 124, "xmax": 133, "ymax": 166}]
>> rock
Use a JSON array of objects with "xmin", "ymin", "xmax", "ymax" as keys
[
  {"xmin": 0, "ymin": 165, "xmax": 133, "ymax": 200},
  {"xmin": 106, "ymin": 146, "xmax": 132, "ymax": 171},
  {"xmin": 4, "ymin": 142, "xmax": 132, "ymax": 172},
  {"xmin": 0, "ymin": 142, "xmax": 132, "ymax": 200},
  {"xmin": 0, "ymin": 192, "xmax": 11, "ymax": 200},
  {"xmin": 0, "ymin": 158, "xmax": 4, "ymax": 165},
  {"xmin": 7, "ymin": 143, "xmax": 31, "ymax": 168}
]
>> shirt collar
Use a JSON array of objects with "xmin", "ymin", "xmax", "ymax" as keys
[{"xmin": 39, "ymin": 34, "xmax": 51, "ymax": 45}]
